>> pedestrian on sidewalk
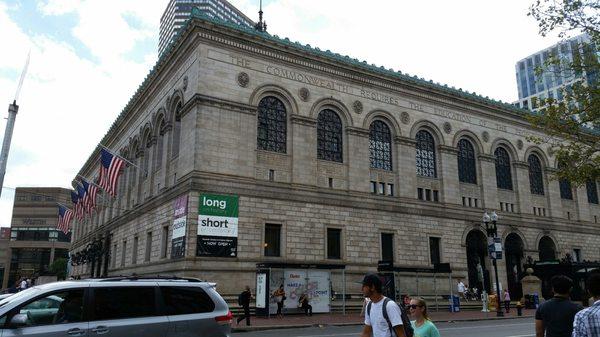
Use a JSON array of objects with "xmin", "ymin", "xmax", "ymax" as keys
[
  {"xmin": 236, "ymin": 286, "xmax": 252, "ymax": 326},
  {"xmin": 273, "ymin": 285, "xmax": 286, "ymax": 318},
  {"xmin": 360, "ymin": 296, "xmax": 372, "ymax": 317},
  {"xmin": 298, "ymin": 293, "xmax": 312, "ymax": 316},
  {"xmin": 409, "ymin": 297, "xmax": 440, "ymax": 337},
  {"xmin": 457, "ymin": 279, "xmax": 466, "ymax": 302},
  {"xmin": 360, "ymin": 274, "xmax": 406, "ymax": 337},
  {"xmin": 535, "ymin": 275, "xmax": 583, "ymax": 337},
  {"xmin": 572, "ymin": 271, "xmax": 600, "ymax": 337},
  {"xmin": 503, "ymin": 289, "xmax": 511, "ymax": 313}
]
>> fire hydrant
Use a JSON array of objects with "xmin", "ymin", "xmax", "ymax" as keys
[{"xmin": 516, "ymin": 301, "xmax": 523, "ymax": 316}]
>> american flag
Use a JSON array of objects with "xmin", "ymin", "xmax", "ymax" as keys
[
  {"xmin": 76, "ymin": 184, "xmax": 87, "ymax": 219},
  {"xmin": 99, "ymin": 148, "xmax": 126, "ymax": 196},
  {"xmin": 57, "ymin": 205, "xmax": 73, "ymax": 234},
  {"xmin": 71, "ymin": 191, "xmax": 83, "ymax": 221},
  {"xmin": 81, "ymin": 180, "xmax": 98, "ymax": 213}
]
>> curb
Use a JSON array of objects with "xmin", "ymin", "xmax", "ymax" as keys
[{"xmin": 232, "ymin": 314, "xmax": 534, "ymax": 332}]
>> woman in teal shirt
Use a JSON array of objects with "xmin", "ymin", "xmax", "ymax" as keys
[{"xmin": 409, "ymin": 297, "xmax": 441, "ymax": 337}]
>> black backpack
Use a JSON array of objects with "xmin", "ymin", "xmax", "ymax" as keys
[
  {"xmin": 367, "ymin": 297, "xmax": 414, "ymax": 337},
  {"xmin": 237, "ymin": 292, "xmax": 244, "ymax": 306}
]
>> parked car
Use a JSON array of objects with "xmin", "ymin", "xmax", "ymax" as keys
[{"xmin": 0, "ymin": 276, "xmax": 232, "ymax": 337}]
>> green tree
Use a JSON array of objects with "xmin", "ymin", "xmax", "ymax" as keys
[
  {"xmin": 49, "ymin": 258, "xmax": 68, "ymax": 280},
  {"xmin": 527, "ymin": 0, "xmax": 599, "ymax": 185}
]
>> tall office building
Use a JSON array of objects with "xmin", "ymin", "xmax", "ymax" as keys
[
  {"xmin": 159, "ymin": 0, "xmax": 255, "ymax": 56},
  {"xmin": 514, "ymin": 33, "xmax": 598, "ymax": 110}
]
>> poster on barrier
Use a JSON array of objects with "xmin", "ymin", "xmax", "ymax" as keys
[
  {"xmin": 307, "ymin": 271, "xmax": 330, "ymax": 313},
  {"xmin": 283, "ymin": 270, "xmax": 307, "ymax": 309}
]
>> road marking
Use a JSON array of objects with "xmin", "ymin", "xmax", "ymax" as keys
[
  {"xmin": 438, "ymin": 322, "xmax": 533, "ymax": 331},
  {"xmin": 293, "ymin": 322, "xmax": 534, "ymax": 337},
  {"xmin": 296, "ymin": 332, "xmax": 360, "ymax": 337}
]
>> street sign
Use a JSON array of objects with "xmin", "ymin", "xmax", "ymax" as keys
[{"xmin": 488, "ymin": 237, "xmax": 503, "ymax": 260}]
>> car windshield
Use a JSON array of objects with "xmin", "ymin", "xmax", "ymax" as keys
[{"xmin": 0, "ymin": 288, "xmax": 41, "ymax": 308}]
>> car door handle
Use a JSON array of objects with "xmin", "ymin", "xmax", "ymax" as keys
[
  {"xmin": 67, "ymin": 328, "xmax": 85, "ymax": 336},
  {"xmin": 91, "ymin": 325, "xmax": 109, "ymax": 334}
]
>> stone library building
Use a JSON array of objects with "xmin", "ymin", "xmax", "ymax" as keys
[{"xmin": 70, "ymin": 11, "xmax": 600, "ymax": 312}]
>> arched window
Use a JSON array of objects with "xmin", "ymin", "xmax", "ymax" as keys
[
  {"xmin": 154, "ymin": 120, "xmax": 165, "ymax": 172},
  {"xmin": 457, "ymin": 139, "xmax": 477, "ymax": 184},
  {"xmin": 494, "ymin": 147, "xmax": 513, "ymax": 190},
  {"xmin": 528, "ymin": 154, "xmax": 544, "ymax": 195},
  {"xmin": 587, "ymin": 180, "xmax": 599, "ymax": 204},
  {"xmin": 171, "ymin": 102, "xmax": 182, "ymax": 159},
  {"xmin": 257, "ymin": 96, "xmax": 287, "ymax": 153},
  {"xmin": 415, "ymin": 130, "xmax": 436, "ymax": 178},
  {"xmin": 317, "ymin": 109, "xmax": 343, "ymax": 162},
  {"xmin": 558, "ymin": 162, "xmax": 573, "ymax": 200},
  {"xmin": 369, "ymin": 120, "xmax": 392, "ymax": 170}
]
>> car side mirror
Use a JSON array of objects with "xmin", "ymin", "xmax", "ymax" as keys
[{"xmin": 9, "ymin": 313, "xmax": 28, "ymax": 327}]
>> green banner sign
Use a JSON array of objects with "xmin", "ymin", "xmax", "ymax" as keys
[{"xmin": 199, "ymin": 194, "xmax": 239, "ymax": 217}]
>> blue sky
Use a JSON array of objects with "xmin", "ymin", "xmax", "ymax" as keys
[{"xmin": 0, "ymin": 0, "xmax": 563, "ymax": 228}]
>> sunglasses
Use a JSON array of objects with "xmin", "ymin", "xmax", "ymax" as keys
[{"xmin": 408, "ymin": 304, "xmax": 422, "ymax": 309}]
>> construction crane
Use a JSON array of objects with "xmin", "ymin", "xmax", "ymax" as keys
[{"xmin": 0, "ymin": 51, "xmax": 30, "ymax": 198}]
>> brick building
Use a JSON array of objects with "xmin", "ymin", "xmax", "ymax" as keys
[
  {"xmin": 70, "ymin": 10, "xmax": 600, "ymax": 310},
  {"xmin": 3, "ymin": 187, "xmax": 71, "ymax": 289}
]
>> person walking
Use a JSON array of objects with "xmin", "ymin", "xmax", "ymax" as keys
[
  {"xmin": 236, "ymin": 286, "xmax": 252, "ymax": 326},
  {"xmin": 19, "ymin": 278, "xmax": 27, "ymax": 292},
  {"xmin": 503, "ymin": 289, "xmax": 511, "ymax": 313},
  {"xmin": 360, "ymin": 296, "xmax": 372, "ymax": 317},
  {"xmin": 409, "ymin": 297, "xmax": 440, "ymax": 337},
  {"xmin": 273, "ymin": 285, "xmax": 286, "ymax": 318},
  {"xmin": 298, "ymin": 293, "xmax": 312, "ymax": 316},
  {"xmin": 360, "ymin": 274, "xmax": 406, "ymax": 337},
  {"xmin": 572, "ymin": 271, "xmax": 600, "ymax": 337},
  {"xmin": 535, "ymin": 275, "xmax": 583, "ymax": 337},
  {"xmin": 457, "ymin": 279, "xmax": 466, "ymax": 301}
]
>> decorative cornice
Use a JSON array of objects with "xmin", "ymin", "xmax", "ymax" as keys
[
  {"xmin": 544, "ymin": 167, "xmax": 558, "ymax": 174},
  {"xmin": 290, "ymin": 114, "xmax": 317, "ymax": 126},
  {"xmin": 345, "ymin": 126, "xmax": 370, "ymax": 137},
  {"xmin": 513, "ymin": 161, "xmax": 529, "ymax": 169},
  {"xmin": 478, "ymin": 154, "xmax": 496, "ymax": 162},
  {"xmin": 394, "ymin": 136, "xmax": 416, "ymax": 146},
  {"xmin": 184, "ymin": 93, "xmax": 257, "ymax": 117},
  {"xmin": 438, "ymin": 145, "xmax": 458, "ymax": 154}
]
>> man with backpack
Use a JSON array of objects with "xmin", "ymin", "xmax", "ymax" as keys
[
  {"xmin": 236, "ymin": 286, "xmax": 252, "ymax": 326},
  {"xmin": 361, "ymin": 274, "xmax": 412, "ymax": 337}
]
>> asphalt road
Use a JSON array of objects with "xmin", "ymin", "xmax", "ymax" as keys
[{"xmin": 232, "ymin": 317, "xmax": 535, "ymax": 337}]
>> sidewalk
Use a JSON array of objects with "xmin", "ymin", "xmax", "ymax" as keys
[{"xmin": 232, "ymin": 309, "xmax": 536, "ymax": 332}]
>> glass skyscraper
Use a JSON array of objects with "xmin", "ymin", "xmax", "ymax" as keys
[
  {"xmin": 514, "ymin": 33, "xmax": 598, "ymax": 110},
  {"xmin": 159, "ymin": 0, "xmax": 255, "ymax": 56}
]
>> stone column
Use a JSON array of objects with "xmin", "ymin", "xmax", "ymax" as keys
[
  {"xmin": 346, "ymin": 127, "xmax": 371, "ymax": 192},
  {"xmin": 291, "ymin": 115, "xmax": 317, "ymax": 186},
  {"xmin": 479, "ymin": 154, "xmax": 499, "ymax": 210},
  {"xmin": 575, "ymin": 187, "xmax": 592, "ymax": 222},
  {"xmin": 544, "ymin": 167, "xmax": 563, "ymax": 218},
  {"xmin": 395, "ymin": 136, "xmax": 417, "ymax": 199},
  {"xmin": 438, "ymin": 145, "xmax": 460, "ymax": 205},
  {"xmin": 513, "ymin": 161, "xmax": 532, "ymax": 214},
  {"xmin": 49, "ymin": 247, "xmax": 55, "ymax": 265}
]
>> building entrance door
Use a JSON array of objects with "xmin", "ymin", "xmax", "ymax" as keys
[
  {"xmin": 465, "ymin": 230, "xmax": 490, "ymax": 293},
  {"xmin": 505, "ymin": 233, "xmax": 524, "ymax": 300}
]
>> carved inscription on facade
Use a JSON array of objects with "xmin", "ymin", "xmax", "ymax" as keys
[{"xmin": 209, "ymin": 49, "xmax": 550, "ymax": 143}]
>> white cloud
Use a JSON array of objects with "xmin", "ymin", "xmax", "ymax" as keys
[
  {"xmin": 0, "ymin": 0, "xmax": 163, "ymax": 226},
  {"xmin": 0, "ymin": 0, "xmax": 565, "ymax": 228}
]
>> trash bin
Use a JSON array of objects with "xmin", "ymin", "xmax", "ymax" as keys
[{"xmin": 449, "ymin": 295, "xmax": 460, "ymax": 312}]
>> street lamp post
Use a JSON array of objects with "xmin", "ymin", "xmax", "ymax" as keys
[{"xmin": 483, "ymin": 211, "xmax": 504, "ymax": 317}]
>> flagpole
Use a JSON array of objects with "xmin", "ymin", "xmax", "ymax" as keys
[{"xmin": 99, "ymin": 144, "xmax": 139, "ymax": 169}]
